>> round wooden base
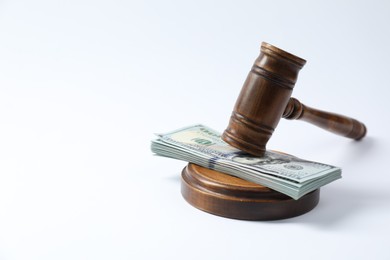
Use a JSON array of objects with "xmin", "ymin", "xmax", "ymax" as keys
[{"xmin": 181, "ymin": 163, "xmax": 320, "ymax": 220}]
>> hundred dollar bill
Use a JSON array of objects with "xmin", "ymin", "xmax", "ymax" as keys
[{"xmin": 151, "ymin": 124, "xmax": 341, "ymax": 199}]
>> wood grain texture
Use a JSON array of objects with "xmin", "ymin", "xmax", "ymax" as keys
[
  {"xmin": 283, "ymin": 97, "xmax": 366, "ymax": 140},
  {"xmin": 181, "ymin": 163, "xmax": 320, "ymax": 220},
  {"xmin": 222, "ymin": 42, "xmax": 306, "ymax": 157},
  {"xmin": 223, "ymin": 42, "xmax": 367, "ymax": 157}
]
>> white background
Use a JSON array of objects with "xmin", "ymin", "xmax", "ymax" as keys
[{"xmin": 1, "ymin": 0, "xmax": 389, "ymax": 259}]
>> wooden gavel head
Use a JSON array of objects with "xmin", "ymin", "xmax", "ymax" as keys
[{"xmin": 222, "ymin": 42, "xmax": 367, "ymax": 157}]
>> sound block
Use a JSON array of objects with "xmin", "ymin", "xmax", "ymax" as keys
[{"xmin": 181, "ymin": 163, "xmax": 320, "ymax": 220}]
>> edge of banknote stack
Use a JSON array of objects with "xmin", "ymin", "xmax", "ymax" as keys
[{"xmin": 151, "ymin": 124, "xmax": 341, "ymax": 200}]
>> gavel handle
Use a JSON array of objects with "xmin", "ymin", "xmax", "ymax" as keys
[{"xmin": 283, "ymin": 97, "xmax": 367, "ymax": 140}]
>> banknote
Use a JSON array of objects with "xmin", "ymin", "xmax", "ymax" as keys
[{"xmin": 151, "ymin": 124, "xmax": 341, "ymax": 199}]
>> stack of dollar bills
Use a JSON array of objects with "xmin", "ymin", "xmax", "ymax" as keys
[{"xmin": 151, "ymin": 124, "xmax": 341, "ymax": 200}]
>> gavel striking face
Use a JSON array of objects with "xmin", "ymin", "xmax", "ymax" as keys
[{"xmin": 222, "ymin": 42, "xmax": 367, "ymax": 157}]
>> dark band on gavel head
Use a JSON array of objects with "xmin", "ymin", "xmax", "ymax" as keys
[{"xmin": 222, "ymin": 42, "xmax": 367, "ymax": 157}]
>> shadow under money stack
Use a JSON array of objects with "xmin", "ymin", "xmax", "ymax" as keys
[{"xmin": 151, "ymin": 42, "xmax": 366, "ymax": 220}]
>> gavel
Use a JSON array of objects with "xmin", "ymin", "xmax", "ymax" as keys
[{"xmin": 222, "ymin": 42, "xmax": 367, "ymax": 157}]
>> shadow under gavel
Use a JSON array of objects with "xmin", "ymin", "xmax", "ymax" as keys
[{"xmin": 222, "ymin": 42, "xmax": 367, "ymax": 157}]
